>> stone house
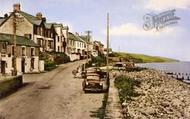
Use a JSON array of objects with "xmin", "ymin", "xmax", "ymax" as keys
[
  {"xmin": 0, "ymin": 4, "xmax": 57, "ymax": 52},
  {"xmin": 93, "ymin": 41, "xmax": 104, "ymax": 53},
  {"xmin": 53, "ymin": 23, "xmax": 67, "ymax": 53},
  {"xmin": 0, "ymin": 33, "xmax": 44, "ymax": 75},
  {"xmin": 67, "ymin": 32, "xmax": 86, "ymax": 61},
  {"xmin": 79, "ymin": 35, "xmax": 93, "ymax": 56}
]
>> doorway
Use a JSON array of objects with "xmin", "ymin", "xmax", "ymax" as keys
[
  {"xmin": 1, "ymin": 61, "xmax": 6, "ymax": 74},
  {"xmin": 21, "ymin": 58, "xmax": 25, "ymax": 73}
]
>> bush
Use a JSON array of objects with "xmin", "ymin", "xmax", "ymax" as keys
[
  {"xmin": 53, "ymin": 52, "xmax": 70, "ymax": 65},
  {"xmin": 91, "ymin": 53, "xmax": 106, "ymax": 67},
  {"xmin": 114, "ymin": 75, "xmax": 140, "ymax": 103},
  {"xmin": 44, "ymin": 60, "xmax": 57, "ymax": 71}
]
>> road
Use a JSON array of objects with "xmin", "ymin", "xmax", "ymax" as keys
[{"xmin": 0, "ymin": 61, "xmax": 107, "ymax": 119}]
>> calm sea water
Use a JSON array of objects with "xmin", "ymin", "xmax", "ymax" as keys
[{"xmin": 136, "ymin": 62, "xmax": 190, "ymax": 73}]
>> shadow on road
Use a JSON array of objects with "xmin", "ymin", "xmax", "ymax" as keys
[
  {"xmin": 0, "ymin": 82, "xmax": 34, "ymax": 100},
  {"xmin": 90, "ymin": 93, "xmax": 109, "ymax": 119}
]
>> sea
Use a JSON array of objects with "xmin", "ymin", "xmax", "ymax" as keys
[{"xmin": 136, "ymin": 62, "xmax": 190, "ymax": 81}]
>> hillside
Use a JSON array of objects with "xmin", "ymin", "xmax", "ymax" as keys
[{"xmin": 109, "ymin": 52, "xmax": 178, "ymax": 63}]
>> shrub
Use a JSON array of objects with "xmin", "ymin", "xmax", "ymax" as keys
[
  {"xmin": 114, "ymin": 75, "xmax": 141, "ymax": 103},
  {"xmin": 53, "ymin": 52, "xmax": 70, "ymax": 64},
  {"xmin": 44, "ymin": 60, "xmax": 57, "ymax": 71}
]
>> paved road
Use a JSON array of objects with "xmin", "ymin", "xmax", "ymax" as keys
[{"xmin": 0, "ymin": 61, "xmax": 106, "ymax": 119}]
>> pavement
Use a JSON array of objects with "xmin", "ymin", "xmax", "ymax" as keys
[
  {"xmin": 0, "ymin": 60, "xmax": 106, "ymax": 119},
  {"xmin": 105, "ymin": 72, "xmax": 124, "ymax": 119}
]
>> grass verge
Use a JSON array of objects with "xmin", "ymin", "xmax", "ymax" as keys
[{"xmin": 114, "ymin": 75, "xmax": 141, "ymax": 103}]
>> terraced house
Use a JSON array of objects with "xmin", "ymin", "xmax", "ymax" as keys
[
  {"xmin": 0, "ymin": 33, "xmax": 44, "ymax": 75},
  {"xmin": 67, "ymin": 32, "xmax": 87, "ymax": 61},
  {"xmin": 0, "ymin": 4, "xmax": 57, "ymax": 52},
  {"xmin": 53, "ymin": 23, "xmax": 68, "ymax": 53}
]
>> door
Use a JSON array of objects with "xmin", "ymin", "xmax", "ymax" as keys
[
  {"xmin": 1, "ymin": 61, "xmax": 6, "ymax": 74},
  {"xmin": 21, "ymin": 58, "xmax": 25, "ymax": 73}
]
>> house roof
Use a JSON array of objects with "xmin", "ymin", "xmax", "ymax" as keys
[
  {"xmin": 94, "ymin": 41, "xmax": 104, "ymax": 46},
  {"xmin": 0, "ymin": 33, "xmax": 39, "ymax": 47},
  {"xmin": 0, "ymin": 18, "xmax": 5, "ymax": 26},
  {"xmin": 79, "ymin": 35, "xmax": 90, "ymax": 43},
  {"xmin": 53, "ymin": 23, "xmax": 63, "ymax": 28},
  {"xmin": 19, "ymin": 11, "xmax": 42, "ymax": 25},
  {"xmin": 68, "ymin": 32, "xmax": 85, "ymax": 42},
  {"xmin": 44, "ymin": 23, "xmax": 53, "ymax": 29}
]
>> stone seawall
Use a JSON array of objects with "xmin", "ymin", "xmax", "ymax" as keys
[
  {"xmin": 0, "ymin": 75, "xmax": 23, "ymax": 98},
  {"xmin": 122, "ymin": 69, "xmax": 190, "ymax": 118}
]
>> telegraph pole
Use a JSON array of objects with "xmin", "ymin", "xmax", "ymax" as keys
[
  {"xmin": 85, "ymin": 30, "xmax": 92, "ymax": 63},
  {"xmin": 13, "ymin": 10, "xmax": 17, "ymax": 76},
  {"xmin": 106, "ymin": 13, "xmax": 109, "ymax": 74}
]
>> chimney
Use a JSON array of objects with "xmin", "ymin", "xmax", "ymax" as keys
[
  {"xmin": 75, "ymin": 32, "xmax": 79, "ymax": 36},
  {"xmin": 36, "ymin": 12, "xmax": 43, "ymax": 20},
  {"xmin": 13, "ymin": 3, "xmax": 21, "ymax": 12}
]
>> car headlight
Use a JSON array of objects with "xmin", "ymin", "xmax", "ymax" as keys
[{"xmin": 86, "ymin": 82, "xmax": 89, "ymax": 85}]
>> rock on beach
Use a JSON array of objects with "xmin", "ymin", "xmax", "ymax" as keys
[{"xmin": 123, "ymin": 69, "xmax": 190, "ymax": 119}]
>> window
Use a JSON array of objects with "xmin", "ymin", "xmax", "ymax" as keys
[
  {"xmin": 31, "ymin": 47, "xmax": 35, "ymax": 56},
  {"xmin": 40, "ymin": 27, "xmax": 43, "ymax": 36},
  {"xmin": 22, "ymin": 46, "xmax": 26, "ymax": 56},
  {"xmin": 58, "ymin": 46, "xmax": 60, "ymax": 52},
  {"xmin": 37, "ymin": 38, "xmax": 41, "ymax": 46},
  {"xmin": 58, "ymin": 36, "xmax": 60, "ymax": 42},
  {"xmin": 31, "ymin": 58, "xmax": 34, "ymax": 69},
  {"xmin": 51, "ymin": 33, "xmax": 53, "ymax": 38},
  {"xmin": 12, "ymin": 46, "xmax": 15, "ymax": 56},
  {"xmin": 37, "ymin": 27, "xmax": 41, "ymax": 35},
  {"xmin": 2, "ymin": 43, "xmax": 7, "ymax": 50},
  {"xmin": 48, "ymin": 41, "xmax": 52, "ymax": 48}
]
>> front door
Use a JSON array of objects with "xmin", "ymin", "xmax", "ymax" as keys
[
  {"xmin": 21, "ymin": 58, "xmax": 25, "ymax": 73},
  {"xmin": 1, "ymin": 61, "xmax": 6, "ymax": 74}
]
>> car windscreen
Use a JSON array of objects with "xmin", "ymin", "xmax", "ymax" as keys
[{"xmin": 114, "ymin": 64, "xmax": 123, "ymax": 67}]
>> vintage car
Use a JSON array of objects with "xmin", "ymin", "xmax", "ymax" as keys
[
  {"xmin": 82, "ymin": 69, "xmax": 109, "ymax": 93},
  {"xmin": 82, "ymin": 67, "xmax": 101, "ymax": 78},
  {"xmin": 112, "ymin": 62, "xmax": 126, "ymax": 71}
]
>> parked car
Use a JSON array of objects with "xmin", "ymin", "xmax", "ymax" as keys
[
  {"xmin": 82, "ymin": 67, "xmax": 101, "ymax": 78},
  {"xmin": 112, "ymin": 62, "xmax": 126, "ymax": 71},
  {"xmin": 82, "ymin": 68, "xmax": 109, "ymax": 93}
]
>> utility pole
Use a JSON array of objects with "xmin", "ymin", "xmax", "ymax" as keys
[
  {"xmin": 106, "ymin": 13, "xmax": 109, "ymax": 75},
  {"xmin": 85, "ymin": 30, "xmax": 92, "ymax": 63},
  {"xmin": 12, "ymin": 10, "xmax": 17, "ymax": 76}
]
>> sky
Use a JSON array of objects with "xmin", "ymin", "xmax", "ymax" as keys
[{"xmin": 0, "ymin": 0, "xmax": 190, "ymax": 61}]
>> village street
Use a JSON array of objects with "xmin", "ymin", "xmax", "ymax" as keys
[{"xmin": 0, "ymin": 61, "xmax": 106, "ymax": 119}]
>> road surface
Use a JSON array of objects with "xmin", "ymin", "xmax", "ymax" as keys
[{"xmin": 0, "ymin": 61, "xmax": 107, "ymax": 119}]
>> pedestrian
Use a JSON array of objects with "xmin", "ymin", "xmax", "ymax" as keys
[{"xmin": 72, "ymin": 69, "xmax": 78, "ymax": 78}]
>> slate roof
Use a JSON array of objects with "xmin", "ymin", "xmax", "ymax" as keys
[
  {"xmin": 79, "ymin": 35, "xmax": 90, "ymax": 43},
  {"xmin": 0, "ymin": 33, "xmax": 39, "ymax": 47},
  {"xmin": 0, "ymin": 18, "xmax": 5, "ymax": 26},
  {"xmin": 19, "ymin": 11, "xmax": 42, "ymax": 25},
  {"xmin": 53, "ymin": 23, "xmax": 63, "ymax": 28},
  {"xmin": 68, "ymin": 32, "xmax": 85, "ymax": 42},
  {"xmin": 44, "ymin": 23, "xmax": 53, "ymax": 29}
]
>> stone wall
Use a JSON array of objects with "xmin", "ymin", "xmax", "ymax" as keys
[{"xmin": 0, "ymin": 75, "xmax": 23, "ymax": 98}]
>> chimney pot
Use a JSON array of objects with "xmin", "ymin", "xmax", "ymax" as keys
[
  {"xmin": 36, "ymin": 12, "xmax": 43, "ymax": 20},
  {"xmin": 13, "ymin": 3, "xmax": 21, "ymax": 12}
]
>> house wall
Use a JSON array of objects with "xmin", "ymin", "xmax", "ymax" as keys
[
  {"xmin": 0, "ymin": 41, "xmax": 41, "ymax": 75},
  {"xmin": 0, "ymin": 14, "xmax": 33, "ymax": 39}
]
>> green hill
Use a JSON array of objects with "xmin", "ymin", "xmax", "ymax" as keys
[{"xmin": 109, "ymin": 52, "xmax": 178, "ymax": 63}]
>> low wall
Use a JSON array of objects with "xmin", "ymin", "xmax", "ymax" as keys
[{"xmin": 0, "ymin": 75, "xmax": 23, "ymax": 98}]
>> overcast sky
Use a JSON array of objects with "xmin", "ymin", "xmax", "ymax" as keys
[{"xmin": 0, "ymin": 0, "xmax": 190, "ymax": 61}]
